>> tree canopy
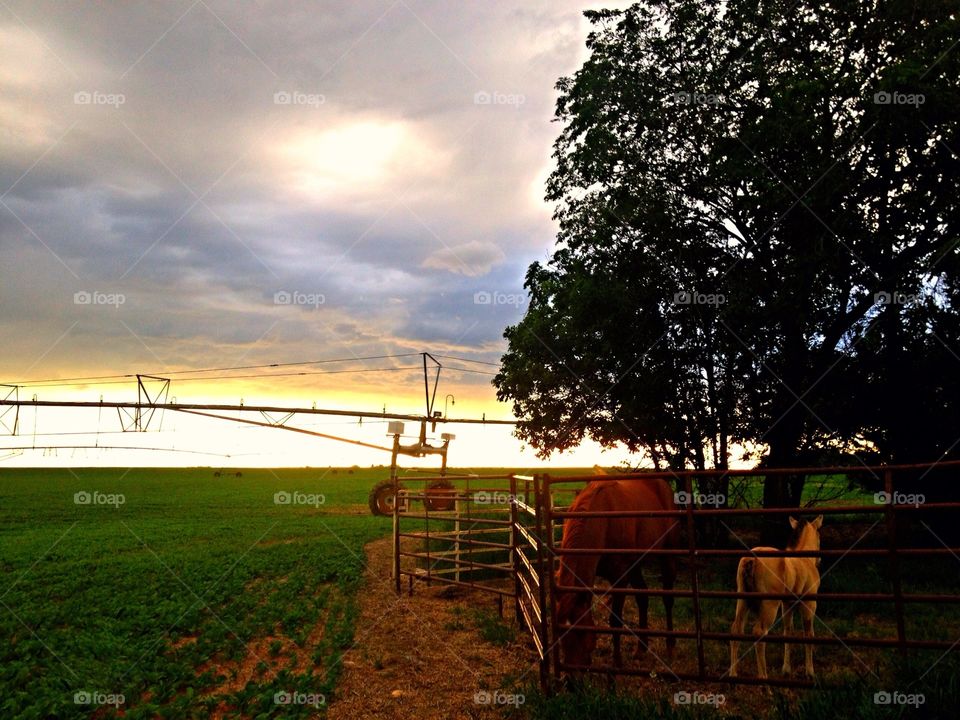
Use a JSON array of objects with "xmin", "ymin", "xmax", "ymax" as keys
[{"xmin": 494, "ymin": 1, "xmax": 960, "ymax": 484}]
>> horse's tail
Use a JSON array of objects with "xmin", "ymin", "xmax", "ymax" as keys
[{"xmin": 737, "ymin": 557, "xmax": 761, "ymax": 614}]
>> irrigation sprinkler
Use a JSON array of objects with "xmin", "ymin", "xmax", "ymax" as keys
[{"xmin": 0, "ymin": 352, "xmax": 514, "ymax": 515}]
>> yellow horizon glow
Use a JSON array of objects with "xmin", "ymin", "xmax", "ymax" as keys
[{"xmin": 0, "ymin": 371, "xmax": 633, "ymax": 468}]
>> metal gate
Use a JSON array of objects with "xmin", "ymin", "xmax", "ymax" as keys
[
  {"xmin": 392, "ymin": 474, "xmax": 523, "ymax": 607},
  {"xmin": 391, "ymin": 473, "xmax": 553, "ymax": 682}
]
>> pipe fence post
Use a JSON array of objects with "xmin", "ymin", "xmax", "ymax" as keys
[
  {"xmin": 684, "ymin": 475, "xmax": 706, "ymax": 679},
  {"xmin": 510, "ymin": 474, "xmax": 524, "ymax": 628},
  {"xmin": 537, "ymin": 473, "xmax": 556, "ymax": 693},
  {"xmin": 884, "ymin": 468, "xmax": 908, "ymax": 655}
]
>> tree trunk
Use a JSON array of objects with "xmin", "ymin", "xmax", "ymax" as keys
[{"xmin": 761, "ymin": 407, "xmax": 806, "ymax": 544}]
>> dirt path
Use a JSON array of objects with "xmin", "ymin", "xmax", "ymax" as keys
[{"xmin": 327, "ymin": 537, "xmax": 536, "ymax": 720}]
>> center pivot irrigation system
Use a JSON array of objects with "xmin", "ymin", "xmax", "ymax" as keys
[{"xmin": 0, "ymin": 352, "xmax": 516, "ymax": 515}]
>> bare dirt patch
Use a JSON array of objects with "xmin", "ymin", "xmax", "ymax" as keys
[{"xmin": 326, "ymin": 537, "xmax": 535, "ymax": 720}]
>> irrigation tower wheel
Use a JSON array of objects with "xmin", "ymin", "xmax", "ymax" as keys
[
  {"xmin": 423, "ymin": 478, "xmax": 456, "ymax": 512},
  {"xmin": 368, "ymin": 480, "xmax": 404, "ymax": 516}
]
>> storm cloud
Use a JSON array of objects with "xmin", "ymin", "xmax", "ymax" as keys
[{"xmin": 0, "ymin": 1, "xmax": 624, "ymax": 406}]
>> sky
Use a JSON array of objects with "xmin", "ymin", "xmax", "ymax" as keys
[{"xmin": 0, "ymin": 1, "xmax": 633, "ymax": 468}]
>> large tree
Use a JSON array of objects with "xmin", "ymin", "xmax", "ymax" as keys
[{"xmin": 494, "ymin": 1, "xmax": 960, "ymax": 505}]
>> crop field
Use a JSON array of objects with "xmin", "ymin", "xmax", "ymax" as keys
[
  {"xmin": 0, "ymin": 467, "xmax": 401, "ymax": 719},
  {"xmin": 0, "ymin": 466, "xmax": 585, "ymax": 719}
]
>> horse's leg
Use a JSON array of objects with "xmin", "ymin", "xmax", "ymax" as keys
[
  {"xmin": 781, "ymin": 602, "xmax": 794, "ymax": 675},
  {"xmin": 609, "ymin": 590, "xmax": 626, "ymax": 668},
  {"xmin": 801, "ymin": 600, "xmax": 817, "ymax": 678},
  {"xmin": 729, "ymin": 599, "xmax": 748, "ymax": 678},
  {"xmin": 632, "ymin": 570, "xmax": 649, "ymax": 659},
  {"xmin": 661, "ymin": 557, "xmax": 676, "ymax": 662},
  {"xmin": 755, "ymin": 600, "xmax": 778, "ymax": 679}
]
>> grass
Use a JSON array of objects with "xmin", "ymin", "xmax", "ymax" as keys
[
  {"xmin": 472, "ymin": 607, "xmax": 516, "ymax": 646},
  {"xmin": 0, "ymin": 467, "xmax": 393, "ymax": 719},
  {"xmin": 517, "ymin": 654, "xmax": 960, "ymax": 720}
]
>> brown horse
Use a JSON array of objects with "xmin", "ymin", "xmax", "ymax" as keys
[
  {"xmin": 555, "ymin": 477, "xmax": 681, "ymax": 670},
  {"xmin": 729, "ymin": 516, "xmax": 823, "ymax": 679}
]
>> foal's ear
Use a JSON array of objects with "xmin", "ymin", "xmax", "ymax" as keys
[
  {"xmin": 789, "ymin": 516, "xmax": 799, "ymax": 529},
  {"xmin": 812, "ymin": 515, "xmax": 824, "ymax": 529}
]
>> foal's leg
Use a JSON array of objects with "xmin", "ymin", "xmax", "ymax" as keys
[
  {"xmin": 781, "ymin": 601, "xmax": 794, "ymax": 674},
  {"xmin": 729, "ymin": 599, "xmax": 749, "ymax": 678},
  {"xmin": 801, "ymin": 600, "xmax": 817, "ymax": 678},
  {"xmin": 754, "ymin": 600, "xmax": 778, "ymax": 679},
  {"xmin": 609, "ymin": 591, "xmax": 626, "ymax": 668}
]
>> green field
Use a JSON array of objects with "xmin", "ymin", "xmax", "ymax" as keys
[
  {"xmin": 0, "ymin": 467, "xmax": 396, "ymax": 719},
  {"xmin": 0, "ymin": 466, "xmax": 588, "ymax": 719}
]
